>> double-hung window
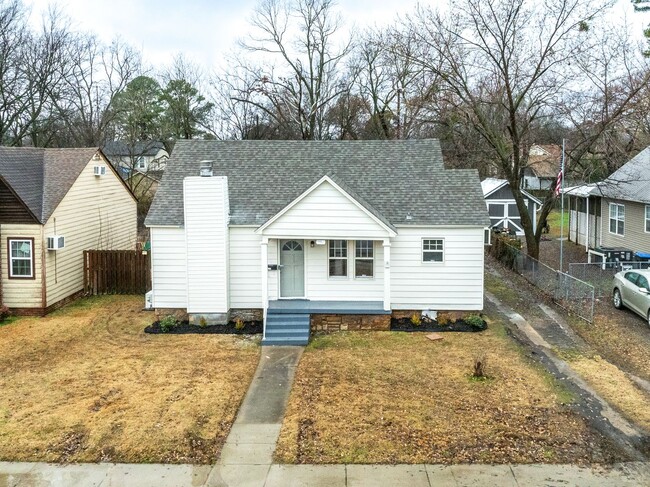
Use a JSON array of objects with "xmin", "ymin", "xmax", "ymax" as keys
[
  {"xmin": 645, "ymin": 205, "xmax": 650, "ymax": 233},
  {"xmin": 329, "ymin": 240, "xmax": 347, "ymax": 277},
  {"xmin": 422, "ymin": 238, "xmax": 444, "ymax": 263},
  {"xmin": 9, "ymin": 239, "xmax": 34, "ymax": 278},
  {"xmin": 609, "ymin": 203, "xmax": 625, "ymax": 236},
  {"xmin": 354, "ymin": 240, "xmax": 374, "ymax": 278}
]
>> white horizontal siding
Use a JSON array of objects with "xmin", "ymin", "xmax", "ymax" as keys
[
  {"xmin": 303, "ymin": 240, "xmax": 383, "ymax": 301},
  {"xmin": 229, "ymin": 227, "xmax": 262, "ymax": 308},
  {"xmin": 151, "ymin": 227, "xmax": 187, "ymax": 308},
  {"xmin": 262, "ymin": 180, "xmax": 390, "ymax": 238},
  {"xmin": 391, "ymin": 227, "xmax": 485, "ymax": 310},
  {"xmin": 184, "ymin": 177, "xmax": 229, "ymax": 313}
]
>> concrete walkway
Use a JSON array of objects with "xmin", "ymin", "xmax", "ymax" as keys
[
  {"xmin": 2, "ymin": 460, "xmax": 649, "ymax": 486},
  {"xmin": 208, "ymin": 345, "xmax": 304, "ymax": 486}
]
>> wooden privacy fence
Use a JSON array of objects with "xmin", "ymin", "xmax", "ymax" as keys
[{"xmin": 83, "ymin": 250, "xmax": 151, "ymax": 295}]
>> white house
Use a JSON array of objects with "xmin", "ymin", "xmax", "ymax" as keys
[{"xmin": 145, "ymin": 139, "xmax": 490, "ymax": 345}]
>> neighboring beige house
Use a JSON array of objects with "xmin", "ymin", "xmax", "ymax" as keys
[
  {"xmin": 0, "ymin": 147, "xmax": 137, "ymax": 315},
  {"xmin": 564, "ymin": 147, "xmax": 650, "ymax": 263},
  {"xmin": 522, "ymin": 144, "xmax": 562, "ymax": 190}
]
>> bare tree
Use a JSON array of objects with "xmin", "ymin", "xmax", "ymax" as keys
[
  {"xmin": 231, "ymin": 0, "xmax": 353, "ymax": 140},
  {"xmin": 49, "ymin": 35, "xmax": 140, "ymax": 146},
  {"xmin": 406, "ymin": 0, "xmax": 648, "ymax": 259}
]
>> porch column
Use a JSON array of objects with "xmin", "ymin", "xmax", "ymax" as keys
[
  {"xmin": 383, "ymin": 239, "xmax": 391, "ymax": 311},
  {"xmin": 261, "ymin": 237, "xmax": 269, "ymax": 336}
]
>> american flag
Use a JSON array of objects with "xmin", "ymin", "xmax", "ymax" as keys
[{"xmin": 554, "ymin": 167, "xmax": 563, "ymax": 197}]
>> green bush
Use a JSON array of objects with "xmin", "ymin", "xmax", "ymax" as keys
[
  {"xmin": 410, "ymin": 313, "xmax": 421, "ymax": 327},
  {"xmin": 465, "ymin": 314, "xmax": 486, "ymax": 330},
  {"xmin": 159, "ymin": 315, "xmax": 178, "ymax": 333}
]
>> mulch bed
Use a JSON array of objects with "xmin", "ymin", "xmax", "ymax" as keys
[
  {"xmin": 390, "ymin": 317, "xmax": 487, "ymax": 333},
  {"xmin": 144, "ymin": 320, "xmax": 263, "ymax": 335}
]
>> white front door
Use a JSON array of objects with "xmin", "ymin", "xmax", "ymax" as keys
[{"xmin": 280, "ymin": 240, "xmax": 305, "ymax": 298}]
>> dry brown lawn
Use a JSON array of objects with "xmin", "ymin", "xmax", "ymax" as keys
[
  {"xmin": 0, "ymin": 296, "xmax": 259, "ymax": 463},
  {"xmin": 275, "ymin": 323, "xmax": 624, "ymax": 465}
]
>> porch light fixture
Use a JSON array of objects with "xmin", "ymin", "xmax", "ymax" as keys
[
  {"xmin": 310, "ymin": 241, "xmax": 315, "ymax": 247},
  {"xmin": 199, "ymin": 160, "xmax": 214, "ymax": 177}
]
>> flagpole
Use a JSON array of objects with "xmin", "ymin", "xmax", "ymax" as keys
[{"xmin": 560, "ymin": 139, "xmax": 565, "ymax": 272}]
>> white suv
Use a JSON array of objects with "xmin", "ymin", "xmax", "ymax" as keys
[{"xmin": 613, "ymin": 269, "xmax": 650, "ymax": 328}]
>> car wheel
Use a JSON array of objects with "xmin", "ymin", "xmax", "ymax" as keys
[
  {"xmin": 647, "ymin": 311, "xmax": 650, "ymax": 329},
  {"xmin": 613, "ymin": 289, "xmax": 623, "ymax": 309}
]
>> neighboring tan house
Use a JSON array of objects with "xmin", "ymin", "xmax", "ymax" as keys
[
  {"xmin": 102, "ymin": 141, "xmax": 169, "ymax": 177},
  {"xmin": 564, "ymin": 147, "xmax": 650, "ymax": 263},
  {"xmin": 522, "ymin": 144, "xmax": 562, "ymax": 190},
  {"xmin": 145, "ymin": 139, "xmax": 490, "ymax": 345},
  {"xmin": 481, "ymin": 178, "xmax": 542, "ymax": 236},
  {"xmin": 0, "ymin": 147, "xmax": 138, "ymax": 315}
]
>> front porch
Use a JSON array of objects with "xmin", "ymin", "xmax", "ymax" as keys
[
  {"xmin": 267, "ymin": 299, "xmax": 390, "ymax": 315},
  {"xmin": 262, "ymin": 300, "xmax": 392, "ymax": 346}
]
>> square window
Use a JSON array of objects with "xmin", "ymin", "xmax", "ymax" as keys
[{"xmin": 423, "ymin": 239, "xmax": 444, "ymax": 262}]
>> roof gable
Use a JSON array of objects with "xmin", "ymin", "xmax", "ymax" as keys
[
  {"xmin": 481, "ymin": 178, "xmax": 542, "ymax": 206},
  {"xmin": 257, "ymin": 176, "xmax": 397, "ymax": 237}
]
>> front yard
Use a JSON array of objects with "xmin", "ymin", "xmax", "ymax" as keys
[
  {"xmin": 0, "ymin": 296, "xmax": 259, "ymax": 463},
  {"xmin": 274, "ymin": 322, "xmax": 624, "ymax": 465}
]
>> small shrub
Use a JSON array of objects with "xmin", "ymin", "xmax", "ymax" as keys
[
  {"xmin": 159, "ymin": 315, "xmax": 178, "ymax": 333},
  {"xmin": 465, "ymin": 314, "xmax": 486, "ymax": 330},
  {"xmin": 472, "ymin": 355, "xmax": 488, "ymax": 379},
  {"xmin": 234, "ymin": 317, "xmax": 245, "ymax": 331},
  {"xmin": 437, "ymin": 312, "xmax": 454, "ymax": 326},
  {"xmin": 199, "ymin": 316, "xmax": 208, "ymax": 328},
  {"xmin": 410, "ymin": 313, "xmax": 421, "ymax": 327},
  {"xmin": 0, "ymin": 305, "xmax": 10, "ymax": 323}
]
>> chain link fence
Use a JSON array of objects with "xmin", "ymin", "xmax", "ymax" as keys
[
  {"xmin": 488, "ymin": 235, "xmax": 595, "ymax": 322},
  {"xmin": 568, "ymin": 261, "xmax": 647, "ymax": 299}
]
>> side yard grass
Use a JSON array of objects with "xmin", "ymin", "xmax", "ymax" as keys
[
  {"xmin": 0, "ymin": 296, "xmax": 260, "ymax": 463},
  {"xmin": 485, "ymin": 263, "xmax": 650, "ymax": 443},
  {"xmin": 275, "ymin": 321, "xmax": 623, "ymax": 465}
]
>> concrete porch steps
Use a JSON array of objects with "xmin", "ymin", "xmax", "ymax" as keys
[{"xmin": 262, "ymin": 312, "xmax": 310, "ymax": 346}]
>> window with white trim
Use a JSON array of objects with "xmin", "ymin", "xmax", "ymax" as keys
[
  {"xmin": 645, "ymin": 205, "xmax": 650, "ymax": 233},
  {"xmin": 354, "ymin": 240, "xmax": 374, "ymax": 278},
  {"xmin": 9, "ymin": 239, "xmax": 33, "ymax": 278},
  {"xmin": 328, "ymin": 240, "xmax": 347, "ymax": 277},
  {"xmin": 609, "ymin": 203, "xmax": 625, "ymax": 236},
  {"xmin": 135, "ymin": 156, "xmax": 146, "ymax": 170},
  {"xmin": 422, "ymin": 239, "xmax": 444, "ymax": 262}
]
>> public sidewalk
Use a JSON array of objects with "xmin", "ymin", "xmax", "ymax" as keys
[{"xmin": 1, "ymin": 460, "xmax": 649, "ymax": 486}]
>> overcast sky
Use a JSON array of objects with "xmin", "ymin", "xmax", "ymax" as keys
[{"xmin": 23, "ymin": 0, "xmax": 647, "ymax": 72}]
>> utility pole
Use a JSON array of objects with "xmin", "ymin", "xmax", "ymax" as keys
[{"xmin": 560, "ymin": 139, "xmax": 565, "ymax": 272}]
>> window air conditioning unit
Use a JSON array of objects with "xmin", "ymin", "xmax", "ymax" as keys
[
  {"xmin": 94, "ymin": 165, "xmax": 106, "ymax": 176},
  {"xmin": 47, "ymin": 235, "xmax": 65, "ymax": 250}
]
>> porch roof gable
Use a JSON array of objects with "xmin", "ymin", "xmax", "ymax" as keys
[{"xmin": 256, "ymin": 175, "xmax": 398, "ymax": 237}]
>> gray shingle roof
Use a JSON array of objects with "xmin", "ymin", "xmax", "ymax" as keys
[
  {"xmin": 0, "ymin": 147, "xmax": 99, "ymax": 223},
  {"xmin": 597, "ymin": 147, "xmax": 650, "ymax": 203},
  {"xmin": 145, "ymin": 139, "xmax": 490, "ymax": 228}
]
